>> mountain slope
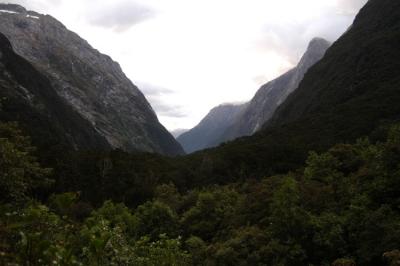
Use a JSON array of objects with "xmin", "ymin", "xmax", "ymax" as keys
[
  {"xmin": 179, "ymin": 0, "xmax": 400, "ymax": 184},
  {"xmin": 221, "ymin": 38, "xmax": 330, "ymax": 141},
  {"xmin": 0, "ymin": 4, "xmax": 183, "ymax": 155},
  {"xmin": 266, "ymin": 0, "xmax": 400, "ymax": 132},
  {"xmin": 0, "ymin": 32, "xmax": 110, "ymax": 151},
  {"xmin": 179, "ymin": 38, "xmax": 329, "ymax": 153},
  {"xmin": 177, "ymin": 103, "xmax": 246, "ymax": 153}
]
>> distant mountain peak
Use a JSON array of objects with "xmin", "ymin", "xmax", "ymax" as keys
[
  {"xmin": 308, "ymin": 37, "xmax": 331, "ymax": 49},
  {"xmin": 298, "ymin": 37, "xmax": 331, "ymax": 68}
]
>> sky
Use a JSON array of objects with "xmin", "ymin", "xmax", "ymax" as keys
[{"xmin": 1, "ymin": 0, "xmax": 368, "ymax": 131}]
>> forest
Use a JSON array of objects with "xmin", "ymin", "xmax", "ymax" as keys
[{"xmin": 1, "ymin": 121, "xmax": 400, "ymax": 265}]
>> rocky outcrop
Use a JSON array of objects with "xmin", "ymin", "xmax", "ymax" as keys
[
  {"xmin": 0, "ymin": 4, "xmax": 184, "ymax": 155},
  {"xmin": 177, "ymin": 103, "xmax": 246, "ymax": 153}
]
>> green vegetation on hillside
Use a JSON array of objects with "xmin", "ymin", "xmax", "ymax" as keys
[{"xmin": 1, "ymin": 122, "xmax": 399, "ymax": 265}]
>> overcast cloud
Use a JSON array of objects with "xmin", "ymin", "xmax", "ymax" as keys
[
  {"xmin": 0, "ymin": 0, "xmax": 368, "ymax": 130},
  {"xmin": 87, "ymin": 1, "xmax": 156, "ymax": 32}
]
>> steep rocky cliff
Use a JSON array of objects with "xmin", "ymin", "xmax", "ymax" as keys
[
  {"xmin": 177, "ymin": 103, "xmax": 246, "ymax": 153},
  {"xmin": 0, "ymin": 4, "xmax": 184, "ymax": 155}
]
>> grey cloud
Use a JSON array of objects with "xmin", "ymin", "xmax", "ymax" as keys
[
  {"xmin": 139, "ymin": 83, "xmax": 175, "ymax": 96},
  {"xmin": 138, "ymin": 83, "xmax": 187, "ymax": 118},
  {"xmin": 150, "ymin": 99, "xmax": 187, "ymax": 118},
  {"xmin": 87, "ymin": 1, "xmax": 156, "ymax": 32}
]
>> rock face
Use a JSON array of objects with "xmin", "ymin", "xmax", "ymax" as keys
[
  {"xmin": 0, "ymin": 32, "xmax": 110, "ymax": 151},
  {"xmin": 177, "ymin": 103, "xmax": 247, "ymax": 153},
  {"xmin": 219, "ymin": 38, "xmax": 331, "ymax": 142},
  {"xmin": 0, "ymin": 4, "xmax": 184, "ymax": 155},
  {"xmin": 180, "ymin": 38, "xmax": 330, "ymax": 153}
]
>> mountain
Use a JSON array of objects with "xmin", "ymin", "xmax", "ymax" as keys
[
  {"xmin": 219, "ymin": 37, "xmax": 330, "ymax": 142},
  {"xmin": 177, "ymin": 103, "xmax": 247, "ymax": 153},
  {"xmin": 180, "ymin": 38, "xmax": 330, "ymax": 153},
  {"xmin": 0, "ymin": 4, "xmax": 184, "ymax": 156},
  {"xmin": 265, "ymin": 0, "xmax": 400, "ymax": 132},
  {"xmin": 0, "ymin": 32, "xmax": 110, "ymax": 151},
  {"xmin": 187, "ymin": 0, "xmax": 400, "ymax": 183}
]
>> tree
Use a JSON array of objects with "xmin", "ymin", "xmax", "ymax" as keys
[
  {"xmin": 0, "ymin": 122, "xmax": 52, "ymax": 203},
  {"xmin": 135, "ymin": 201, "xmax": 179, "ymax": 240}
]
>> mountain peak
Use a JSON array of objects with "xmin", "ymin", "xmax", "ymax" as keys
[
  {"xmin": 305, "ymin": 37, "xmax": 331, "ymax": 55},
  {"xmin": 297, "ymin": 37, "xmax": 330, "ymax": 70},
  {"xmin": 308, "ymin": 37, "xmax": 330, "ymax": 48}
]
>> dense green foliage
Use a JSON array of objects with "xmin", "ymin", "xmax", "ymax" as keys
[{"xmin": 1, "ymin": 121, "xmax": 400, "ymax": 265}]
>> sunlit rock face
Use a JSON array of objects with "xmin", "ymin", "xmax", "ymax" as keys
[{"xmin": 0, "ymin": 4, "xmax": 184, "ymax": 155}]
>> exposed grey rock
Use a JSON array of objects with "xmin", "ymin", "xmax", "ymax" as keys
[
  {"xmin": 0, "ymin": 32, "xmax": 111, "ymax": 150},
  {"xmin": 0, "ymin": 4, "xmax": 184, "ymax": 155},
  {"xmin": 177, "ymin": 103, "xmax": 247, "ymax": 153}
]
